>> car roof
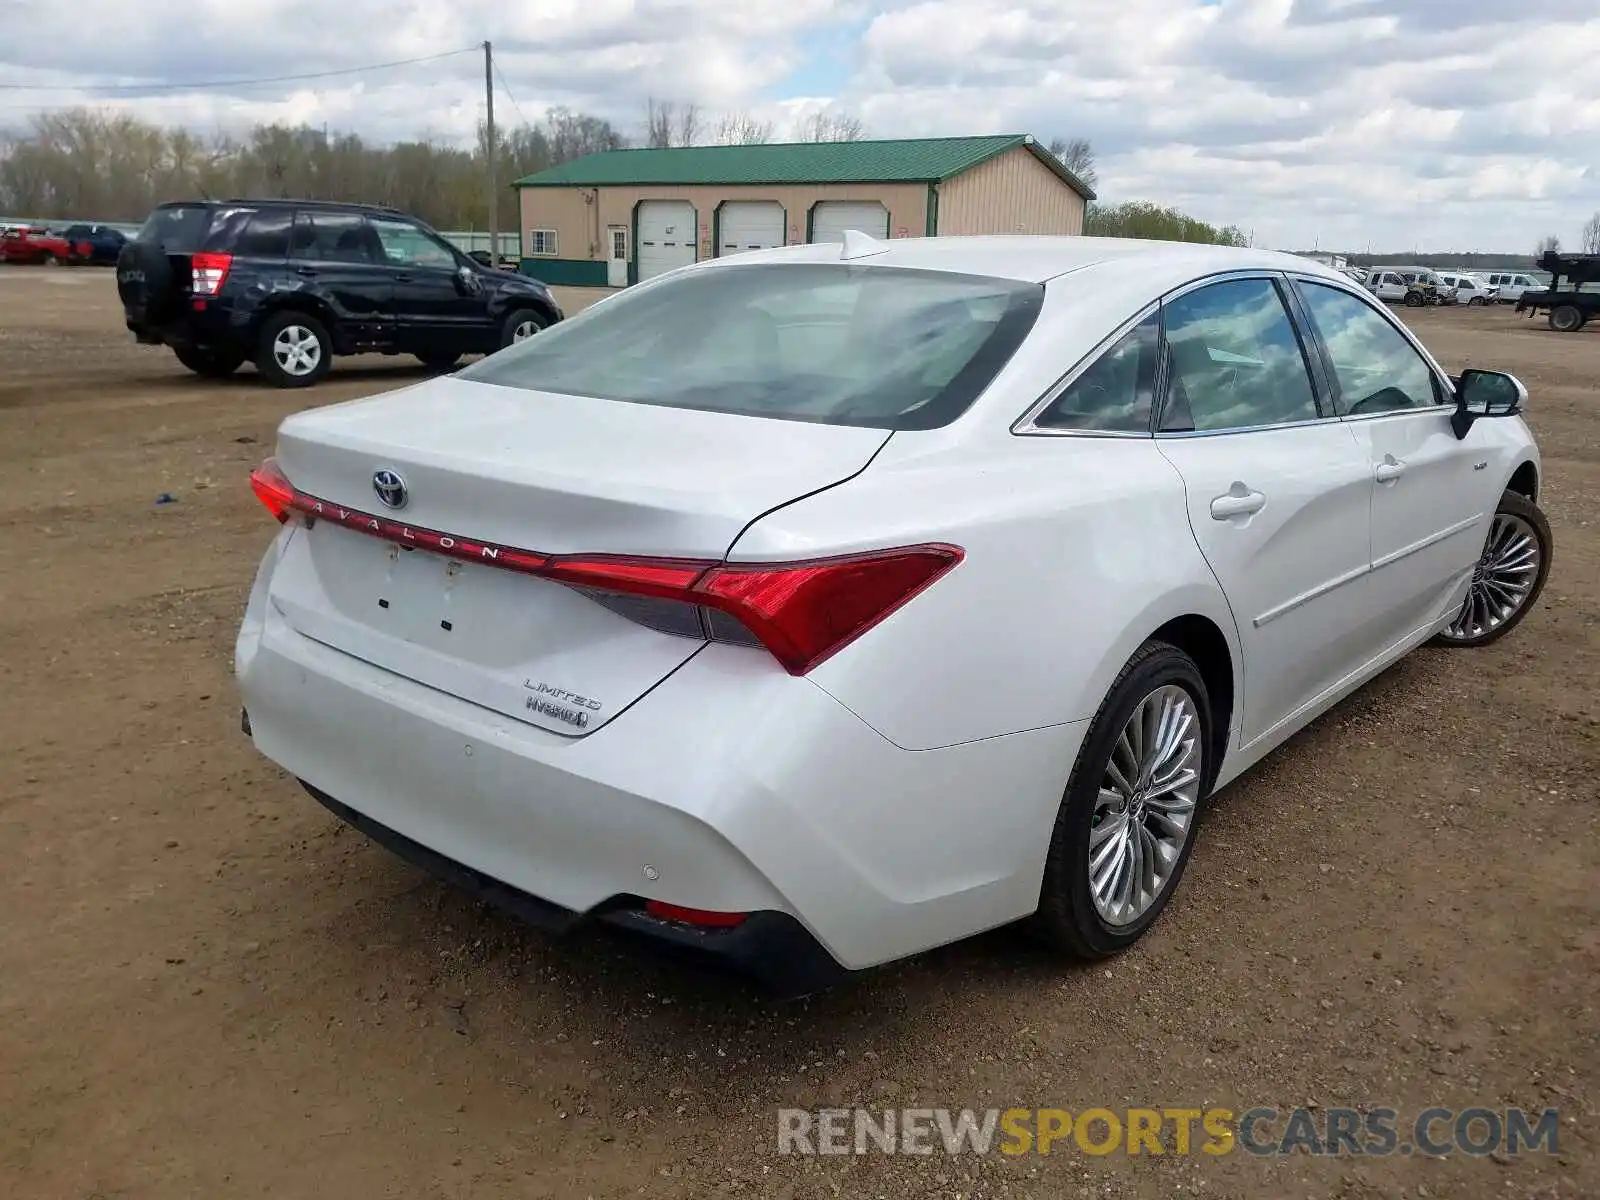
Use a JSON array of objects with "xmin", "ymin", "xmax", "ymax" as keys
[
  {"xmin": 685, "ymin": 235, "xmax": 1350, "ymax": 291},
  {"xmin": 154, "ymin": 198, "xmax": 403, "ymax": 214}
]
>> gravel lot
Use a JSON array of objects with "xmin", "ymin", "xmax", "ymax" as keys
[{"xmin": 0, "ymin": 267, "xmax": 1595, "ymax": 1199}]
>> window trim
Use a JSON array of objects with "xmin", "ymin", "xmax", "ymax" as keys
[
  {"xmin": 1151, "ymin": 270, "xmax": 1333, "ymax": 439},
  {"xmin": 528, "ymin": 228, "xmax": 559, "ymax": 256},
  {"xmin": 1285, "ymin": 273, "xmax": 1455, "ymax": 421}
]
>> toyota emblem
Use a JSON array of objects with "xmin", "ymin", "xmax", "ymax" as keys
[{"xmin": 372, "ymin": 469, "xmax": 408, "ymax": 509}]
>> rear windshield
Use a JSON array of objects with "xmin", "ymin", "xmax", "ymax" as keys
[
  {"xmin": 136, "ymin": 205, "xmax": 215, "ymax": 252},
  {"xmin": 459, "ymin": 263, "xmax": 1044, "ymax": 430}
]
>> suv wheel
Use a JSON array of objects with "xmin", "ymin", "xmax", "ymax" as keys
[
  {"xmin": 175, "ymin": 345, "xmax": 246, "ymax": 379},
  {"xmin": 257, "ymin": 311, "xmax": 332, "ymax": 388},
  {"xmin": 501, "ymin": 309, "xmax": 547, "ymax": 348}
]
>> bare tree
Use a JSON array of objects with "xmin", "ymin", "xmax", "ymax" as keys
[
  {"xmin": 1046, "ymin": 136, "xmax": 1097, "ymax": 190},
  {"xmin": 791, "ymin": 110, "xmax": 866, "ymax": 143},
  {"xmin": 1582, "ymin": 211, "xmax": 1600, "ymax": 255},
  {"xmin": 713, "ymin": 111, "xmax": 774, "ymax": 145},
  {"xmin": 644, "ymin": 99, "xmax": 702, "ymax": 148},
  {"xmin": 1536, "ymin": 234, "xmax": 1561, "ymax": 257}
]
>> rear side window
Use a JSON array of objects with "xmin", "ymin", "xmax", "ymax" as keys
[
  {"xmin": 1034, "ymin": 311, "xmax": 1158, "ymax": 432},
  {"xmin": 136, "ymin": 205, "xmax": 213, "ymax": 252},
  {"xmin": 460, "ymin": 263, "xmax": 1044, "ymax": 431},
  {"xmin": 290, "ymin": 212, "xmax": 376, "ymax": 264},
  {"xmin": 235, "ymin": 210, "xmax": 293, "ymax": 258}
]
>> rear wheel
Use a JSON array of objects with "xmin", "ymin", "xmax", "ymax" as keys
[
  {"xmin": 500, "ymin": 308, "xmax": 546, "ymax": 348},
  {"xmin": 1034, "ymin": 641, "xmax": 1212, "ymax": 958},
  {"xmin": 41, "ymin": 252, "xmax": 58, "ymax": 267},
  {"xmin": 175, "ymin": 345, "xmax": 246, "ymax": 378},
  {"xmin": 1431, "ymin": 491, "xmax": 1551, "ymax": 648},
  {"xmin": 1549, "ymin": 304, "xmax": 1586, "ymax": 333},
  {"xmin": 256, "ymin": 311, "xmax": 332, "ymax": 388}
]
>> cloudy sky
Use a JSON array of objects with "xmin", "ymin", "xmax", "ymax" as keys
[{"xmin": 3, "ymin": 0, "xmax": 1598, "ymax": 250}]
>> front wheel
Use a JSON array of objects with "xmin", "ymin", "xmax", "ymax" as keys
[
  {"xmin": 256, "ymin": 311, "xmax": 332, "ymax": 388},
  {"xmin": 1404, "ymin": 291, "xmax": 1424, "ymax": 308},
  {"xmin": 500, "ymin": 309, "xmax": 547, "ymax": 348},
  {"xmin": 175, "ymin": 345, "xmax": 246, "ymax": 378},
  {"xmin": 1034, "ymin": 641, "xmax": 1212, "ymax": 958},
  {"xmin": 41, "ymin": 253, "xmax": 59, "ymax": 267},
  {"xmin": 1468, "ymin": 296, "xmax": 1485, "ymax": 307},
  {"xmin": 1431, "ymin": 491, "xmax": 1552, "ymax": 648}
]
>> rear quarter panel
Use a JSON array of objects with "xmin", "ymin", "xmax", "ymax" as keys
[{"xmin": 731, "ymin": 434, "xmax": 1239, "ymax": 752}]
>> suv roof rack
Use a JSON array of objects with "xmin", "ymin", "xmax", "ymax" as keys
[{"xmin": 216, "ymin": 197, "xmax": 404, "ymax": 213}]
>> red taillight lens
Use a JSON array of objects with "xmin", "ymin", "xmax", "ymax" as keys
[
  {"xmin": 643, "ymin": 900, "xmax": 748, "ymax": 928},
  {"xmin": 696, "ymin": 547, "xmax": 963, "ymax": 674},
  {"xmin": 249, "ymin": 456, "xmax": 294, "ymax": 522},
  {"xmin": 250, "ymin": 459, "xmax": 962, "ymax": 675},
  {"xmin": 191, "ymin": 250, "xmax": 231, "ymax": 296}
]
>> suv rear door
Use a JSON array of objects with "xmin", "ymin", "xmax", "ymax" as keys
[
  {"xmin": 287, "ymin": 211, "xmax": 394, "ymax": 350},
  {"xmin": 367, "ymin": 214, "xmax": 492, "ymax": 356}
]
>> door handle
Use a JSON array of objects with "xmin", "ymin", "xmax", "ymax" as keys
[
  {"xmin": 1375, "ymin": 456, "xmax": 1406, "ymax": 484},
  {"xmin": 294, "ymin": 265, "xmax": 317, "ymax": 276},
  {"xmin": 1210, "ymin": 485, "xmax": 1266, "ymax": 520},
  {"xmin": 394, "ymin": 272, "xmax": 414, "ymax": 282}
]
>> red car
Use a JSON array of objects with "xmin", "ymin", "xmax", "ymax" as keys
[{"xmin": 0, "ymin": 227, "xmax": 72, "ymax": 265}]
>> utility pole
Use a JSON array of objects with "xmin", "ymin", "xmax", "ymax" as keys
[{"xmin": 484, "ymin": 40, "xmax": 497, "ymax": 267}]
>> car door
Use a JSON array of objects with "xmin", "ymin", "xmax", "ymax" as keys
[
  {"xmin": 1291, "ymin": 277, "xmax": 1489, "ymax": 643},
  {"xmin": 1153, "ymin": 275, "xmax": 1377, "ymax": 748},
  {"xmin": 287, "ymin": 211, "xmax": 394, "ymax": 349},
  {"xmin": 367, "ymin": 215, "xmax": 489, "ymax": 355}
]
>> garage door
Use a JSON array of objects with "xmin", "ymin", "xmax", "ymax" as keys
[
  {"xmin": 809, "ymin": 201, "xmax": 889, "ymax": 244},
  {"xmin": 718, "ymin": 201, "xmax": 785, "ymax": 256},
  {"xmin": 637, "ymin": 200, "xmax": 697, "ymax": 281}
]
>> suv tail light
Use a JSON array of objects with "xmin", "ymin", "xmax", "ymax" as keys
[
  {"xmin": 191, "ymin": 250, "xmax": 232, "ymax": 296},
  {"xmin": 248, "ymin": 457, "xmax": 962, "ymax": 675}
]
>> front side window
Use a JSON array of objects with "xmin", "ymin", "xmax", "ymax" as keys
[
  {"xmin": 461, "ymin": 263, "xmax": 1043, "ymax": 431},
  {"xmin": 1157, "ymin": 278, "xmax": 1320, "ymax": 433},
  {"xmin": 1033, "ymin": 311, "xmax": 1158, "ymax": 432},
  {"xmin": 1295, "ymin": 281, "xmax": 1440, "ymax": 416},
  {"xmin": 368, "ymin": 216, "xmax": 458, "ymax": 269}
]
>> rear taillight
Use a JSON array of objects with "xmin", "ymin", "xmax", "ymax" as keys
[
  {"xmin": 643, "ymin": 901, "xmax": 748, "ymax": 928},
  {"xmin": 249, "ymin": 458, "xmax": 962, "ymax": 675},
  {"xmin": 249, "ymin": 457, "xmax": 294, "ymax": 522},
  {"xmin": 191, "ymin": 250, "xmax": 231, "ymax": 296}
]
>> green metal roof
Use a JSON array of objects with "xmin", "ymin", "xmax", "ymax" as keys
[{"xmin": 512, "ymin": 134, "xmax": 1094, "ymax": 199}]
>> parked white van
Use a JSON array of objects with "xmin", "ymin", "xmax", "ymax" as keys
[
  {"xmin": 1482, "ymin": 272, "xmax": 1545, "ymax": 303},
  {"xmin": 1438, "ymin": 272, "xmax": 1498, "ymax": 306}
]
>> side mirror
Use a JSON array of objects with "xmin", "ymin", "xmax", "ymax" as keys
[
  {"xmin": 456, "ymin": 265, "xmax": 484, "ymax": 296},
  {"xmin": 1450, "ymin": 369, "xmax": 1527, "ymax": 439}
]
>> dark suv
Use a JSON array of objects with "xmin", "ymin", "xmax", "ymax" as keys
[{"xmin": 117, "ymin": 199, "xmax": 562, "ymax": 387}]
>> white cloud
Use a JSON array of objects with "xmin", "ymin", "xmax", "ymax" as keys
[{"xmin": 1, "ymin": 0, "xmax": 1597, "ymax": 249}]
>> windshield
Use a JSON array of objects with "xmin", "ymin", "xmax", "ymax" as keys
[{"xmin": 460, "ymin": 263, "xmax": 1044, "ymax": 430}]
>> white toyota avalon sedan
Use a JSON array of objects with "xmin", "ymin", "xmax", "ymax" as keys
[{"xmin": 236, "ymin": 234, "xmax": 1551, "ymax": 994}]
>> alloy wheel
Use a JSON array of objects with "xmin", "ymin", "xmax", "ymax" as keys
[
  {"xmin": 1439, "ymin": 513, "xmax": 1541, "ymax": 642},
  {"xmin": 1088, "ymin": 684, "xmax": 1203, "ymax": 926},
  {"xmin": 512, "ymin": 318, "xmax": 541, "ymax": 343},
  {"xmin": 272, "ymin": 324, "xmax": 322, "ymax": 376}
]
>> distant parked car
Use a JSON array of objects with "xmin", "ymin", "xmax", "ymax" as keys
[
  {"xmin": 0, "ymin": 226, "xmax": 71, "ymax": 266},
  {"xmin": 116, "ymin": 198, "xmax": 563, "ymax": 387},
  {"xmin": 1366, "ymin": 268, "xmax": 1438, "ymax": 307},
  {"xmin": 61, "ymin": 223, "xmax": 127, "ymax": 266},
  {"xmin": 1482, "ymin": 272, "xmax": 1546, "ymax": 304},
  {"xmin": 1437, "ymin": 272, "xmax": 1497, "ymax": 306}
]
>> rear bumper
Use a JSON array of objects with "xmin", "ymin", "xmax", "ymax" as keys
[
  {"xmin": 235, "ymin": 534, "xmax": 1080, "ymax": 980},
  {"xmin": 302, "ymin": 781, "xmax": 848, "ymax": 996}
]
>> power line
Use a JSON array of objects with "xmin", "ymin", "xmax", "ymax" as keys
[
  {"xmin": 0, "ymin": 47, "xmax": 479, "ymax": 94},
  {"xmin": 491, "ymin": 57, "xmax": 531, "ymax": 129}
]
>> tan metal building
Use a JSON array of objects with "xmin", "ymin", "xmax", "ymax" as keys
[{"xmin": 512, "ymin": 134, "xmax": 1093, "ymax": 307}]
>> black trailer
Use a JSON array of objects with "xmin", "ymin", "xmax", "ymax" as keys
[{"xmin": 1516, "ymin": 251, "xmax": 1600, "ymax": 332}]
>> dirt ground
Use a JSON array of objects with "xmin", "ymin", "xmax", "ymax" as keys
[{"xmin": 0, "ymin": 267, "xmax": 1594, "ymax": 1200}]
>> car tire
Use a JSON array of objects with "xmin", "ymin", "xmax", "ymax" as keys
[
  {"xmin": 500, "ymin": 308, "xmax": 546, "ymax": 348},
  {"xmin": 41, "ymin": 253, "xmax": 58, "ymax": 267},
  {"xmin": 1430, "ymin": 490, "xmax": 1552, "ymax": 649},
  {"xmin": 1034, "ymin": 640, "xmax": 1213, "ymax": 959},
  {"xmin": 256, "ymin": 311, "xmax": 332, "ymax": 388},
  {"xmin": 1468, "ymin": 297, "xmax": 1485, "ymax": 307},
  {"xmin": 1549, "ymin": 304, "xmax": 1586, "ymax": 333},
  {"xmin": 1404, "ymin": 292, "xmax": 1424, "ymax": 308},
  {"xmin": 174, "ymin": 345, "xmax": 246, "ymax": 378},
  {"xmin": 416, "ymin": 352, "xmax": 461, "ymax": 371}
]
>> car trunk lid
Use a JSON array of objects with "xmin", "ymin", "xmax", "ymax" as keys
[{"xmin": 264, "ymin": 375, "xmax": 890, "ymax": 734}]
